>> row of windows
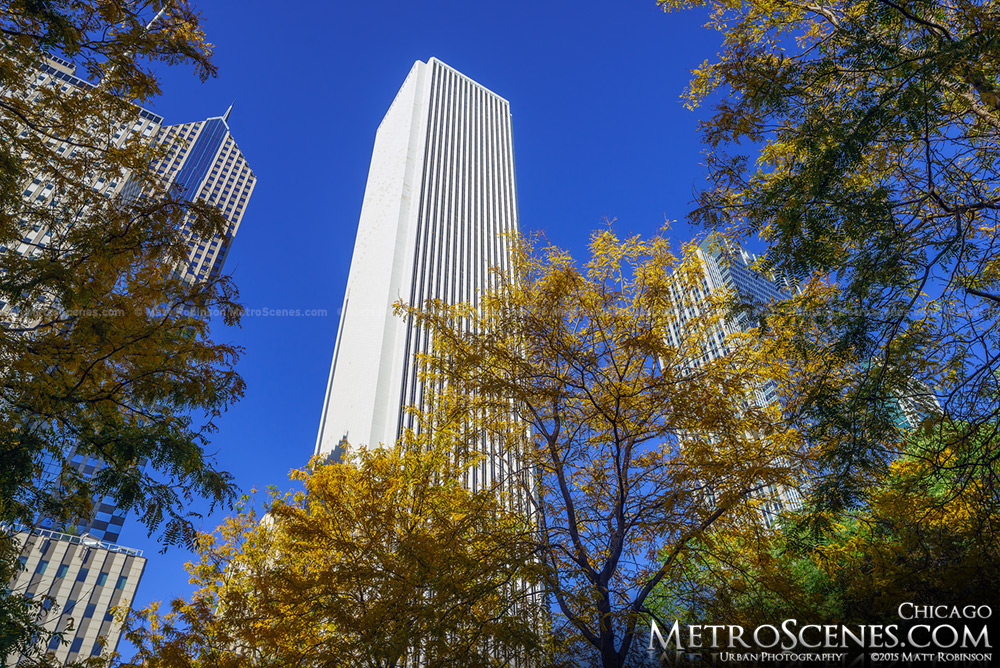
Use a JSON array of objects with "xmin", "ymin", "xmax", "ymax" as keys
[
  {"xmin": 49, "ymin": 634, "xmax": 105, "ymax": 658},
  {"xmin": 398, "ymin": 61, "xmax": 518, "ymax": 438},
  {"xmin": 26, "ymin": 561, "xmax": 128, "ymax": 589}
]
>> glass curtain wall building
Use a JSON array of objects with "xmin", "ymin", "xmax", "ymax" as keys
[{"xmin": 152, "ymin": 106, "xmax": 257, "ymax": 284}]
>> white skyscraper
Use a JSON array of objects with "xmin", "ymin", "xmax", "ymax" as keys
[{"xmin": 316, "ymin": 58, "xmax": 519, "ymax": 466}]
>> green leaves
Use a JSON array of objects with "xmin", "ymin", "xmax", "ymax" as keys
[
  {"xmin": 401, "ymin": 230, "xmax": 811, "ymax": 667},
  {"xmin": 654, "ymin": 423, "xmax": 1000, "ymax": 629},
  {"xmin": 1, "ymin": 0, "xmax": 241, "ymax": 542}
]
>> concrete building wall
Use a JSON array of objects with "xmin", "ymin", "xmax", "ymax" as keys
[
  {"xmin": 6, "ymin": 529, "xmax": 145, "ymax": 665},
  {"xmin": 316, "ymin": 58, "xmax": 520, "ymax": 471}
]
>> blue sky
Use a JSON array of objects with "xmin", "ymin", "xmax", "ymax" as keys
[{"xmin": 119, "ymin": 0, "xmax": 727, "ymax": 651}]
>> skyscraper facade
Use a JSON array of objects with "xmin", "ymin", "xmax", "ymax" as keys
[
  {"xmin": 316, "ymin": 58, "xmax": 519, "ymax": 480},
  {"xmin": 665, "ymin": 235, "xmax": 802, "ymax": 525},
  {"xmin": 665, "ymin": 236, "xmax": 797, "ymax": 404},
  {"xmin": 1, "ymin": 55, "xmax": 164, "ymax": 316},
  {"xmin": 152, "ymin": 109, "xmax": 257, "ymax": 284},
  {"xmin": 4, "ymin": 56, "xmax": 256, "ymax": 666}
]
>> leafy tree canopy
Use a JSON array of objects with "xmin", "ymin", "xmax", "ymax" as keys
[
  {"xmin": 1, "ymin": 0, "xmax": 241, "ymax": 549},
  {"xmin": 401, "ymin": 229, "xmax": 813, "ymax": 668},
  {"xmin": 123, "ymin": 432, "xmax": 547, "ymax": 668},
  {"xmin": 2, "ymin": 1, "xmax": 242, "ymax": 662},
  {"xmin": 658, "ymin": 0, "xmax": 999, "ymax": 522},
  {"xmin": 652, "ymin": 422, "xmax": 1000, "ymax": 631}
]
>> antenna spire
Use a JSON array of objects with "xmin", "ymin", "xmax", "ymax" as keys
[{"xmin": 222, "ymin": 100, "xmax": 235, "ymax": 124}]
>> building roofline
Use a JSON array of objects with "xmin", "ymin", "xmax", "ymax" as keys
[{"xmin": 426, "ymin": 57, "xmax": 511, "ymax": 106}]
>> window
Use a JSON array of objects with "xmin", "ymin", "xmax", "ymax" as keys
[
  {"xmin": 34, "ymin": 560, "xmax": 48, "ymax": 575},
  {"xmin": 84, "ymin": 603, "xmax": 96, "ymax": 618},
  {"xmin": 91, "ymin": 641, "xmax": 103, "ymax": 656},
  {"xmin": 115, "ymin": 576, "xmax": 127, "ymax": 590},
  {"xmin": 96, "ymin": 572, "xmax": 108, "ymax": 586},
  {"xmin": 70, "ymin": 637, "xmax": 83, "ymax": 654},
  {"xmin": 75, "ymin": 568, "xmax": 89, "ymax": 582},
  {"xmin": 48, "ymin": 636, "xmax": 61, "ymax": 650}
]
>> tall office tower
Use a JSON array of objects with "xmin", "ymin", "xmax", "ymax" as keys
[
  {"xmin": 670, "ymin": 235, "xmax": 936, "ymax": 421},
  {"xmin": 665, "ymin": 235, "xmax": 797, "ymax": 405},
  {"xmin": 29, "ymin": 101, "xmax": 251, "ymax": 532},
  {"xmin": 4, "ymin": 57, "xmax": 257, "ymax": 666},
  {"xmin": 316, "ymin": 58, "xmax": 520, "ymax": 484},
  {"xmin": 151, "ymin": 108, "xmax": 257, "ymax": 284},
  {"xmin": 3, "ymin": 54, "xmax": 155, "ymax": 668},
  {"xmin": 2, "ymin": 56, "xmax": 164, "ymax": 316},
  {"xmin": 665, "ymin": 235, "xmax": 802, "ymax": 525}
]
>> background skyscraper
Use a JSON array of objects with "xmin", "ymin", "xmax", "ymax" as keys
[
  {"xmin": 152, "ymin": 108, "xmax": 257, "ymax": 284},
  {"xmin": 316, "ymin": 58, "xmax": 520, "ymax": 482},
  {"xmin": 1, "ymin": 56, "xmax": 163, "ymax": 316},
  {"xmin": 665, "ymin": 235, "xmax": 802, "ymax": 525},
  {"xmin": 4, "ymin": 55, "xmax": 257, "ymax": 666},
  {"xmin": 665, "ymin": 236, "xmax": 797, "ymax": 404},
  {"xmin": 665, "ymin": 236, "xmax": 937, "ymax": 526}
]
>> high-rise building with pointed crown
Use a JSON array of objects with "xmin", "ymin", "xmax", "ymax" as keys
[
  {"xmin": 152, "ymin": 104, "xmax": 257, "ymax": 284},
  {"xmin": 4, "ymin": 56, "xmax": 257, "ymax": 665}
]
